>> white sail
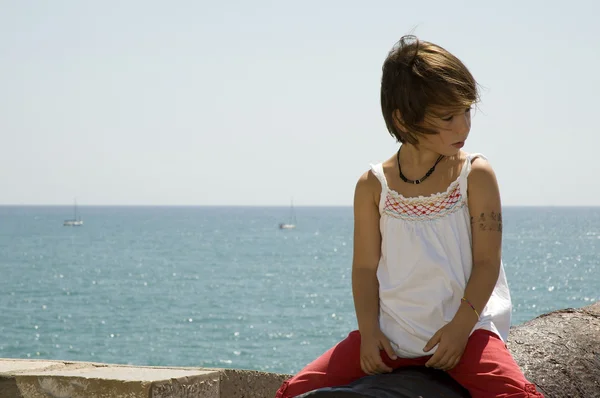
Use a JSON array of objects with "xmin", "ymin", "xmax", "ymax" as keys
[
  {"xmin": 64, "ymin": 199, "xmax": 83, "ymax": 226},
  {"xmin": 279, "ymin": 199, "xmax": 296, "ymax": 229}
]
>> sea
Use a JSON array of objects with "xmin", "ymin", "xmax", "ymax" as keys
[{"xmin": 0, "ymin": 206, "xmax": 598, "ymax": 375}]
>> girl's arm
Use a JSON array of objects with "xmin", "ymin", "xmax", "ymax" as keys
[
  {"xmin": 457, "ymin": 157, "xmax": 503, "ymax": 327},
  {"xmin": 351, "ymin": 170, "xmax": 382, "ymax": 336},
  {"xmin": 352, "ymin": 170, "xmax": 397, "ymax": 374}
]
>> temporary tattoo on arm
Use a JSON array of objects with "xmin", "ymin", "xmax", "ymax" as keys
[{"xmin": 470, "ymin": 212, "xmax": 502, "ymax": 232}]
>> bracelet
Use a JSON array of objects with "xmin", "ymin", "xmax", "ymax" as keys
[{"xmin": 461, "ymin": 297, "xmax": 480, "ymax": 319}]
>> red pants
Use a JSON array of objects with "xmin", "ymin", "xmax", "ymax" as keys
[{"xmin": 276, "ymin": 329, "xmax": 543, "ymax": 398}]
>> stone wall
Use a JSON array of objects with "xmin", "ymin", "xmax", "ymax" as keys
[{"xmin": 0, "ymin": 360, "xmax": 288, "ymax": 398}]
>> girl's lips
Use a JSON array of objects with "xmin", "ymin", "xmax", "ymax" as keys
[{"xmin": 452, "ymin": 141, "xmax": 465, "ymax": 148}]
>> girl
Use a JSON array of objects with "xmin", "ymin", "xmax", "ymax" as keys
[{"xmin": 276, "ymin": 36, "xmax": 544, "ymax": 398}]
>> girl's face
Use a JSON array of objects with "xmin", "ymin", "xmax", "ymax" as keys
[{"xmin": 417, "ymin": 106, "xmax": 472, "ymax": 156}]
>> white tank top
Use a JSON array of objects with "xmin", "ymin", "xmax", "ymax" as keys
[{"xmin": 370, "ymin": 153, "xmax": 512, "ymax": 358}]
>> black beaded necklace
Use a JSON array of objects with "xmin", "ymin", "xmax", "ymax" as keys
[{"xmin": 397, "ymin": 148, "xmax": 445, "ymax": 185}]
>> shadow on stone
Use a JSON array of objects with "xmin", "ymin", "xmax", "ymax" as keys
[{"xmin": 296, "ymin": 366, "xmax": 469, "ymax": 398}]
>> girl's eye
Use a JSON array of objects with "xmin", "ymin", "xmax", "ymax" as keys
[{"xmin": 441, "ymin": 108, "xmax": 471, "ymax": 122}]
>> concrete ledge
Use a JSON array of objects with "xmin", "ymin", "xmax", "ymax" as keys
[
  {"xmin": 219, "ymin": 369, "xmax": 289, "ymax": 398},
  {"xmin": 0, "ymin": 359, "xmax": 287, "ymax": 398}
]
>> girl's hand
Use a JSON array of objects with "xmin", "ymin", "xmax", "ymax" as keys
[
  {"xmin": 360, "ymin": 329, "xmax": 397, "ymax": 375},
  {"xmin": 423, "ymin": 321, "xmax": 471, "ymax": 371}
]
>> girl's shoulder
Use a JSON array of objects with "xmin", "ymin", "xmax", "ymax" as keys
[
  {"xmin": 355, "ymin": 167, "xmax": 385, "ymax": 204},
  {"xmin": 465, "ymin": 153, "xmax": 495, "ymax": 179},
  {"xmin": 465, "ymin": 154, "xmax": 501, "ymax": 201}
]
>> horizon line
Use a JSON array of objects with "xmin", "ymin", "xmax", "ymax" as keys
[{"xmin": 1, "ymin": 204, "xmax": 599, "ymax": 208}]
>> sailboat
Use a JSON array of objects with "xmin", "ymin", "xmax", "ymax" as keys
[
  {"xmin": 279, "ymin": 199, "xmax": 297, "ymax": 230},
  {"xmin": 63, "ymin": 199, "xmax": 83, "ymax": 226}
]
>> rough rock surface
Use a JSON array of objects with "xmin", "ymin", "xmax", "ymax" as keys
[{"xmin": 508, "ymin": 301, "xmax": 600, "ymax": 397}]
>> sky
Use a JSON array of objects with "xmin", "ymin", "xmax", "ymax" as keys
[{"xmin": 1, "ymin": 0, "xmax": 599, "ymax": 206}]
